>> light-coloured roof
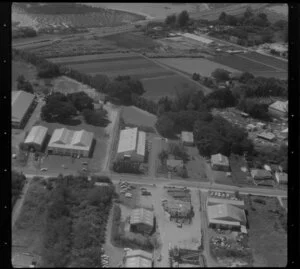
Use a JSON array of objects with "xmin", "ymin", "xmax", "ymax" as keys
[
  {"xmin": 125, "ymin": 256, "xmax": 152, "ymax": 268},
  {"xmin": 167, "ymin": 159, "xmax": 183, "ymax": 168},
  {"xmin": 207, "ymin": 204, "xmax": 246, "ymax": 224},
  {"xmin": 164, "ymin": 200, "xmax": 191, "ymax": 214},
  {"xmin": 207, "ymin": 197, "xmax": 245, "ymax": 208},
  {"xmin": 24, "ymin": 125, "xmax": 48, "ymax": 145},
  {"xmin": 130, "ymin": 208, "xmax": 154, "ymax": 227},
  {"xmin": 275, "ymin": 172, "xmax": 288, "ymax": 183},
  {"xmin": 182, "ymin": 33, "xmax": 213, "ymax": 44},
  {"xmin": 48, "ymin": 128, "xmax": 93, "ymax": 151},
  {"xmin": 257, "ymin": 132, "xmax": 275, "ymax": 140},
  {"xmin": 181, "ymin": 131, "xmax": 194, "ymax": 143},
  {"xmin": 126, "ymin": 250, "xmax": 153, "ymax": 260},
  {"xmin": 211, "ymin": 153, "xmax": 229, "ymax": 166},
  {"xmin": 281, "ymin": 128, "xmax": 288, "ymax": 133},
  {"xmin": 12, "ymin": 90, "xmax": 35, "ymax": 123},
  {"xmin": 117, "ymin": 127, "xmax": 138, "ymax": 154},
  {"xmin": 250, "ymin": 169, "xmax": 272, "ymax": 179},
  {"xmin": 269, "ymin": 101, "xmax": 288, "ymax": 113},
  {"xmin": 208, "ymin": 219, "xmax": 241, "ymax": 226},
  {"xmin": 137, "ymin": 131, "xmax": 146, "ymax": 156}
]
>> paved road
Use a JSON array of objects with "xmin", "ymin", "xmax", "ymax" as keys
[{"xmin": 148, "ymin": 137, "xmax": 164, "ymax": 178}]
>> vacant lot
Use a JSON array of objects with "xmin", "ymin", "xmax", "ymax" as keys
[
  {"xmin": 229, "ymin": 154, "xmax": 254, "ymax": 186},
  {"xmin": 212, "ymin": 170, "xmax": 235, "ymax": 185},
  {"xmin": 245, "ymin": 195, "xmax": 287, "ymax": 267},
  {"xmin": 185, "ymin": 147, "xmax": 208, "ymax": 181},
  {"xmin": 12, "ymin": 179, "xmax": 49, "ymax": 257},
  {"xmin": 155, "ymin": 57, "xmax": 240, "ymax": 77}
]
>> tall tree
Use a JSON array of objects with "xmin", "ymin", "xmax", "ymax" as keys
[
  {"xmin": 165, "ymin": 14, "xmax": 176, "ymax": 25},
  {"xmin": 177, "ymin": 10, "xmax": 190, "ymax": 27}
]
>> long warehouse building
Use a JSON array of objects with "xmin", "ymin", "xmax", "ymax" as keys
[
  {"xmin": 24, "ymin": 125, "xmax": 48, "ymax": 152},
  {"xmin": 12, "ymin": 90, "xmax": 35, "ymax": 129},
  {"xmin": 47, "ymin": 128, "xmax": 94, "ymax": 157},
  {"xmin": 117, "ymin": 127, "xmax": 146, "ymax": 162}
]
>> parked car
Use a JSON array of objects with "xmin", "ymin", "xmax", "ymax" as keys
[
  {"xmin": 177, "ymin": 222, "xmax": 182, "ymax": 228},
  {"xmin": 40, "ymin": 168, "xmax": 48, "ymax": 171},
  {"xmin": 12, "ymin": 154, "xmax": 17, "ymax": 159},
  {"xmin": 82, "ymin": 162, "xmax": 88, "ymax": 165},
  {"xmin": 82, "ymin": 168, "xmax": 87, "ymax": 172},
  {"xmin": 157, "ymin": 254, "xmax": 162, "ymax": 261}
]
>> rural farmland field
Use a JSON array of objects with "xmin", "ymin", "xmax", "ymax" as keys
[
  {"xmin": 48, "ymin": 53, "xmax": 207, "ymax": 100},
  {"xmin": 155, "ymin": 57, "xmax": 241, "ymax": 77}
]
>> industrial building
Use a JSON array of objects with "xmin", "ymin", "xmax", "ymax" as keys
[
  {"xmin": 182, "ymin": 33, "xmax": 213, "ymax": 45},
  {"xmin": 207, "ymin": 204, "xmax": 247, "ymax": 230},
  {"xmin": 47, "ymin": 128, "xmax": 94, "ymax": 157},
  {"xmin": 211, "ymin": 153, "xmax": 230, "ymax": 171},
  {"xmin": 24, "ymin": 125, "xmax": 48, "ymax": 152},
  {"xmin": 206, "ymin": 197, "xmax": 245, "ymax": 209},
  {"xmin": 181, "ymin": 131, "xmax": 194, "ymax": 146},
  {"xmin": 12, "ymin": 90, "xmax": 35, "ymax": 128},
  {"xmin": 117, "ymin": 127, "xmax": 146, "ymax": 162},
  {"xmin": 125, "ymin": 249, "xmax": 153, "ymax": 267},
  {"xmin": 268, "ymin": 100, "xmax": 288, "ymax": 118},
  {"xmin": 275, "ymin": 172, "xmax": 288, "ymax": 185},
  {"xmin": 130, "ymin": 208, "xmax": 154, "ymax": 235}
]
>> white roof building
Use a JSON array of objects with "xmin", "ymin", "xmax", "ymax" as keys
[
  {"xmin": 207, "ymin": 204, "xmax": 246, "ymax": 226},
  {"xmin": 12, "ymin": 90, "xmax": 35, "ymax": 125},
  {"xmin": 181, "ymin": 131, "xmax": 194, "ymax": 145},
  {"xmin": 130, "ymin": 208, "xmax": 154, "ymax": 228},
  {"xmin": 257, "ymin": 132, "xmax": 276, "ymax": 141},
  {"xmin": 125, "ymin": 250, "xmax": 152, "ymax": 267},
  {"xmin": 275, "ymin": 172, "xmax": 288, "ymax": 184},
  {"xmin": 48, "ymin": 128, "xmax": 94, "ymax": 152},
  {"xmin": 269, "ymin": 101, "xmax": 288, "ymax": 114},
  {"xmin": 207, "ymin": 197, "xmax": 245, "ymax": 209},
  {"xmin": 211, "ymin": 153, "xmax": 229, "ymax": 167},
  {"xmin": 117, "ymin": 127, "xmax": 146, "ymax": 157},
  {"xmin": 24, "ymin": 125, "xmax": 48, "ymax": 146}
]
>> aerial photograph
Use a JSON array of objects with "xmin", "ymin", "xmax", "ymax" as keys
[{"xmin": 11, "ymin": 2, "xmax": 288, "ymax": 267}]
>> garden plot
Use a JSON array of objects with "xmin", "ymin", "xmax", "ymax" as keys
[
  {"xmin": 121, "ymin": 106, "xmax": 157, "ymax": 129},
  {"xmin": 155, "ymin": 57, "xmax": 240, "ymax": 77},
  {"xmin": 185, "ymin": 147, "xmax": 208, "ymax": 181}
]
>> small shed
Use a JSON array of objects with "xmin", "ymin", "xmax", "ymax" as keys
[
  {"xmin": 275, "ymin": 172, "xmax": 288, "ymax": 185},
  {"xmin": 211, "ymin": 153, "xmax": 230, "ymax": 172},
  {"xmin": 181, "ymin": 131, "xmax": 194, "ymax": 146},
  {"xmin": 257, "ymin": 132, "xmax": 276, "ymax": 142}
]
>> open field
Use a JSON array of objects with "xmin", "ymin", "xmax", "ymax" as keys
[
  {"xmin": 103, "ymin": 31, "xmax": 159, "ymax": 50},
  {"xmin": 84, "ymin": 3, "xmax": 209, "ymax": 20},
  {"xmin": 141, "ymin": 74, "xmax": 202, "ymax": 101},
  {"xmin": 211, "ymin": 52, "xmax": 288, "ymax": 79},
  {"xmin": 244, "ymin": 195, "xmax": 287, "ymax": 267},
  {"xmin": 212, "ymin": 170, "xmax": 235, "ymax": 185},
  {"xmin": 12, "ymin": 179, "xmax": 49, "ymax": 257},
  {"xmin": 121, "ymin": 106, "xmax": 157, "ymax": 129},
  {"xmin": 229, "ymin": 155, "xmax": 254, "ymax": 186},
  {"xmin": 48, "ymin": 53, "xmax": 206, "ymax": 100},
  {"xmin": 155, "ymin": 57, "xmax": 240, "ymax": 77}
]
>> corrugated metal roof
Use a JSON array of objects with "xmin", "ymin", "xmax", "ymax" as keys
[
  {"xmin": 207, "ymin": 204, "xmax": 246, "ymax": 224},
  {"xmin": 117, "ymin": 127, "xmax": 138, "ymax": 154},
  {"xmin": 257, "ymin": 132, "xmax": 275, "ymax": 140},
  {"xmin": 48, "ymin": 128, "xmax": 93, "ymax": 151},
  {"xmin": 211, "ymin": 153, "xmax": 229, "ymax": 166},
  {"xmin": 125, "ymin": 256, "xmax": 152, "ymax": 267},
  {"xmin": 12, "ymin": 90, "xmax": 35, "ymax": 124},
  {"xmin": 275, "ymin": 172, "xmax": 288, "ymax": 184},
  {"xmin": 181, "ymin": 131, "xmax": 194, "ymax": 143},
  {"xmin": 130, "ymin": 208, "xmax": 154, "ymax": 227},
  {"xmin": 24, "ymin": 125, "xmax": 48, "ymax": 146},
  {"xmin": 137, "ymin": 131, "xmax": 146, "ymax": 156},
  {"xmin": 269, "ymin": 101, "xmax": 288, "ymax": 113},
  {"xmin": 126, "ymin": 250, "xmax": 153, "ymax": 260},
  {"xmin": 207, "ymin": 197, "xmax": 245, "ymax": 208}
]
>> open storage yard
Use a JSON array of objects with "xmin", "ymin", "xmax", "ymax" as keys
[{"xmin": 244, "ymin": 195, "xmax": 287, "ymax": 267}]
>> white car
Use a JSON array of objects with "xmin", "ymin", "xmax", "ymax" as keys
[
  {"xmin": 40, "ymin": 168, "xmax": 48, "ymax": 172},
  {"xmin": 82, "ymin": 168, "xmax": 87, "ymax": 172},
  {"xmin": 12, "ymin": 154, "xmax": 17, "ymax": 159}
]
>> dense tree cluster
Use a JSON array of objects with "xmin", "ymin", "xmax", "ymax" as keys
[
  {"xmin": 12, "ymin": 171, "xmax": 26, "ymax": 208},
  {"xmin": 82, "ymin": 108, "xmax": 110, "ymax": 127},
  {"xmin": 113, "ymin": 160, "xmax": 142, "ymax": 174},
  {"xmin": 193, "ymin": 116, "xmax": 254, "ymax": 157},
  {"xmin": 12, "ymin": 27, "xmax": 37, "ymax": 39},
  {"xmin": 165, "ymin": 10, "xmax": 190, "ymax": 28},
  {"xmin": 17, "ymin": 75, "xmax": 34, "ymax": 93},
  {"xmin": 237, "ymin": 98, "xmax": 271, "ymax": 121},
  {"xmin": 41, "ymin": 175, "xmax": 115, "ymax": 267}
]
